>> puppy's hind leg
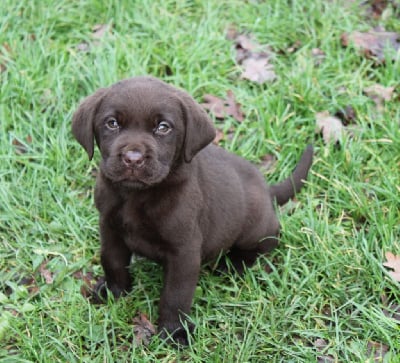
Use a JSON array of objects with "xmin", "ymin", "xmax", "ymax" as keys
[
  {"xmin": 222, "ymin": 216, "xmax": 280, "ymax": 275},
  {"xmin": 224, "ymin": 235, "xmax": 279, "ymax": 275}
]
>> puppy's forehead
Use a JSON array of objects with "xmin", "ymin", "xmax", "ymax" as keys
[{"xmin": 102, "ymin": 79, "xmax": 181, "ymax": 116}]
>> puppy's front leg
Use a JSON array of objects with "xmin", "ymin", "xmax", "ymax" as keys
[
  {"xmin": 158, "ymin": 250, "xmax": 201, "ymax": 345},
  {"xmin": 93, "ymin": 220, "xmax": 132, "ymax": 302}
]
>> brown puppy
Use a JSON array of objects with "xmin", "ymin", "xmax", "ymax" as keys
[{"xmin": 72, "ymin": 76, "xmax": 313, "ymax": 344}]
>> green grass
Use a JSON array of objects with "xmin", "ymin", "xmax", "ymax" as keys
[{"xmin": 1, "ymin": 0, "xmax": 400, "ymax": 361}]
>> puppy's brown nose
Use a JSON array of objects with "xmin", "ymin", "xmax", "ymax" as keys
[{"xmin": 122, "ymin": 150, "xmax": 144, "ymax": 167}]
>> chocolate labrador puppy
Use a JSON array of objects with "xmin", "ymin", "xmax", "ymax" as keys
[{"xmin": 72, "ymin": 76, "xmax": 313, "ymax": 344}]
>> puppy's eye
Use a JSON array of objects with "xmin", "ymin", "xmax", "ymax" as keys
[
  {"xmin": 106, "ymin": 118, "xmax": 120, "ymax": 130},
  {"xmin": 155, "ymin": 121, "xmax": 171, "ymax": 135}
]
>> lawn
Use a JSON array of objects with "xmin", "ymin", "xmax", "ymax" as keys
[{"xmin": 1, "ymin": 0, "xmax": 399, "ymax": 361}]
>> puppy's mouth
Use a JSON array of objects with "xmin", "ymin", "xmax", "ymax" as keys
[{"xmin": 101, "ymin": 157, "xmax": 170, "ymax": 190}]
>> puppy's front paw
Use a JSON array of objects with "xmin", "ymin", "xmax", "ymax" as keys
[
  {"xmin": 158, "ymin": 320, "xmax": 194, "ymax": 346},
  {"xmin": 90, "ymin": 277, "xmax": 127, "ymax": 304},
  {"xmin": 90, "ymin": 277, "xmax": 108, "ymax": 304}
]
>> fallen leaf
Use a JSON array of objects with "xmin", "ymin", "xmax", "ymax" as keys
[
  {"xmin": 21, "ymin": 276, "xmax": 40, "ymax": 296},
  {"xmin": 383, "ymin": 251, "xmax": 400, "ymax": 282},
  {"xmin": 213, "ymin": 128, "xmax": 224, "ymax": 144},
  {"xmin": 225, "ymin": 25, "xmax": 239, "ymax": 41},
  {"xmin": 133, "ymin": 312, "xmax": 156, "ymax": 346},
  {"xmin": 317, "ymin": 355, "xmax": 335, "ymax": 363},
  {"xmin": 235, "ymin": 34, "xmax": 259, "ymax": 53},
  {"xmin": 334, "ymin": 105, "xmax": 357, "ymax": 126},
  {"xmin": 241, "ymin": 57, "xmax": 277, "ymax": 84},
  {"xmin": 315, "ymin": 338, "xmax": 328, "ymax": 350},
  {"xmin": 341, "ymin": 29, "xmax": 400, "ymax": 62},
  {"xmin": 0, "ymin": 43, "xmax": 12, "ymax": 73},
  {"xmin": 73, "ymin": 270, "xmax": 95, "ymax": 285},
  {"xmin": 73, "ymin": 270, "xmax": 98, "ymax": 298},
  {"xmin": 365, "ymin": 0, "xmax": 392, "ymax": 18},
  {"xmin": 363, "ymin": 84, "xmax": 395, "ymax": 111},
  {"xmin": 381, "ymin": 295, "xmax": 400, "ymax": 322},
  {"xmin": 4, "ymin": 274, "xmax": 40, "ymax": 297},
  {"xmin": 257, "ymin": 153, "xmax": 277, "ymax": 174},
  {"xmin": 311, "ymin": 48, "xmax": 326, "ymax": 66},
  {"xmin": 213, "ymin": 127, "xmax": 236, "ymax": 145},
  {"xmin": 314, "ymin": 338, "xmax": 335, "ymax": 362},
  {"xmin": 367, "ymin": 340, "xmax": 389, "ymax": 361},
  {"xmin": 39, "ymin": 261, "xmax": 54, "ymax": 284},
  {"xmin": 315, "ymin": 111, "xmax": 344, "ymax": 144},
  {"xmin": 76, "ymin": 42, "xmax": 90, "ymax": 52},
  {"xmin": 228, "ymin": 31, "xmax": 264, "ymax": 61},
  {"xmin": 201, "ymin": 90, "xmax": 244, "ymax": 122},
  {"xmin": 12, "ymin": 136, "xmax": 32, "ymax": 155},
  {"xmin": 202, "ymin": 94, "xmax": 227, "ymax": 119},
  {"xmin": 2, "ymin": 43, "xmax": 12, "ymax": 55},
  {"xmin": 264, "ymin": 264, "xmax": 273, "ymax": 274},
  {"xmin": 285, "ymin": 40, "xmax": 302, "ymax": 54},
  {"xmin": 12, "ymin": 139, "xmax": 28, "ymax": 154},
  {"xmin": 227, "ymin": 28, "xmax": 277, "ymax": 84},
  {"xmin": 92, "ymin": 24, "xmax": 111, "ymax": 40},
  {"xmin": 76, "ymin": 23, "xmax": 112, "ymax": 52}
]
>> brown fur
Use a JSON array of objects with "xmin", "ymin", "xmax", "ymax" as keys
[{"xmin": 72, "ymin": 76, "xmax": 313, "ymax": 344}]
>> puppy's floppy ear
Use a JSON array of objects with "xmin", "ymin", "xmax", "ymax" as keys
[
  {"xmin": 180, "ymin": 94, "xmax": 216, "ymax": 163},
  {"xmin": 72, "ymin": 88, "xmax": 107, "ymax": 160}
]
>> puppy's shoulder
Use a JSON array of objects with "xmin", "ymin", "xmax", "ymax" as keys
[{"xmin": 94, "ymin": 172, "xmax": 121, "ymax": 213}]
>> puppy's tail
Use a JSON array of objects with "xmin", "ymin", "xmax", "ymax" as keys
[{"xmin": 270, "ymin": 145, "xmax": 313, "ymax": 206}]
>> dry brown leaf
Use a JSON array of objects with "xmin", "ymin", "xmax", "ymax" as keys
[
  {"xmin": 0, "ymin": 42, "xmax": 12, "ymax": 73},
  {"xmin": 39, "ymin": 261, "xmax": 54, "ymax": 285},
  {"xmin": 314, "ymin": 338, "xmax": 335, "ymax": 363},
  {"xmin": 213, "ymin": 128, "xmax": 224, "ymax": 145},
  {"xmin": 202, "ymin": 94, "xmax": 227, "ymax": 119},
  {"xmin": 230, "ymin": 32, "xmax": 264, "ymax": 63},
  {"xmin": 73, "ymin": 270, "xmax": 98, "ymax": 298},
  {"xmin": 381, "ymin": 295, "xmax": 400, "ymax": 322},
  {"xmin": 227, "ymin": 28, "xmax": 277, "ymax": 84},
  {"xmin": 235, "ymin": 34, "xmax": 258, "ymax": 52},
  {"xmin": 201, "ymin": 90, "xmax": 244, "ymax": 122},
  {"xmin": 76, "ymin": 42, "xmax": 90, "ymax": 52},
  {"xmin": 383, "ymin": 251, "xmax": 400, "ymax": 282},
  {"xmin": 315, "ymin": 111, "xmax": 344, "ymax": 144},
  {"xmin": 311, "ymin": 48, "xmax": 326, "ymax": 66},
  {"xmin": 226, "ymin": 25, "xmax": 239, "ymax": 41},
  {"xmin": 315, "ymin": 338, "xmax": 328, "ymax": 351},
  {"xmin": 76, "ymin": 23, "xmax": 112, "ymax": 52},
  {"xmin": 12, "ymin": 136, "xmax": 32, "ymax": 155},
  {"xmin": 12, "ymin": 275, "xmax": 39, "ymax": 296},
  {"xmin": 366, "ymin": 340, "xmax": 389, "ymax": 361},
  {"xmin": 364, "ymin": 84, "xmax": 395, "ymax": 101},
  {"xmin": 364, "ymin": 84, "xmax": 395, "ymax": 111},
  {"xmin": 285, "ymin": 40, "xmax": 302, "ymax": 54},
  {"xmin": 92, "ymin": 24, "xmax": 111, "ymax": 40},
  {"xmin": 133, "ymin": 312, "xmax": 156, "ymax": 346},
  {"xmin": 365, "ymin": 0, "xmax": 393, "ymax": 18},
  {"xmin": 257, "ymin": 153, "xmax": 277, "ymax": 174},
  {"xmin": 73, "ymin": 270, "xmax": 95, "ymax": 286},
  {"xmin": 241, "ymin": 57, "xmax": 277, "ymax": 84},
  {"xmin": 341, "ymin": 29, "xmax": 400, "ymax": 62},
  {"xmin": 334, "ymin": 105, "xmax": 357, "ymax": 126}
]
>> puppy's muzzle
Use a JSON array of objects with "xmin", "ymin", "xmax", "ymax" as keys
[{"xmin": 122, "ymin": 150, "xmax": 145, "ymax": 168}]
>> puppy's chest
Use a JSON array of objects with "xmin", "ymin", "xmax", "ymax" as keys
[{"xmin": 119, "ymin": 200, "xmax": 169, "ymax": 261}]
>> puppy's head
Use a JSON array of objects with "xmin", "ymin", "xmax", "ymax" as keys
[{"xmin": 72, "ymin": 77, "xmax": 215, "ymax": 189}]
